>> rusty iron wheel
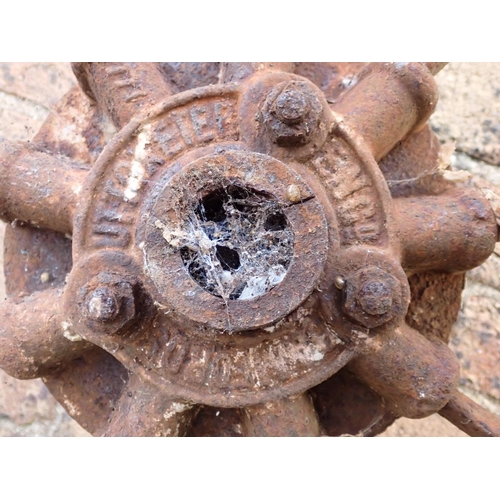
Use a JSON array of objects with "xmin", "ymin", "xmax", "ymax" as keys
[{"xmin": 1, "ymin": 62, "xmax": 499, "ymax": 436}]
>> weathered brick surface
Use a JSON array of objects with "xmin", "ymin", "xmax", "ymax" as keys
[
  {"xmin": 0, "ymin": 367, "xmax": 89, "ymax": 437},
  {"xmin": 0, "ymin": 63, "xmax": 75, "ymax": 141},
  {"xmin": 0, "ymin": 63, "xmax": 89, "ymax": 437},
  {"xmin": 431, "ymin": 65, "xmax": 500, "ymax": 420},
  {"xmin": 432, "ymin": 63, "xmax": 500, "ymax": 166},
  {"xmin": 381, "ymin": 64, "xmax": 500, "ymax": 436}
]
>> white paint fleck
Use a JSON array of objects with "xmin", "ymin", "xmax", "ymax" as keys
[
  {"xmin": 233, "ymin": 351, "xmax": 245, "ymax": 362},
  {"xmin": 63, "ymin": 399, "xmax": 81, "ymax": 417},
  {"xmin": 311, "ymin": 351, "xmax": 324, "ymax": 362},
  {"xmin": 124, "ymin": 123, "xmax": 151, "ymax": 201},
  {"xmin": 163, "ymin": 402, "xmax": 192, "ymax": 421},
  {"xmin": 62, "ymin": 321, "xmax": 83, "ymax": 342},
  {"xmin": 59, "ymin": 123, "xmax": 87, "ymax": 146},
  {"xmin": 352, "ymin": 329, "xmax": 369, "ymax": 340},
  {"xmin": 153, "ymin": 301, "xmax": 170, "ymax": 313},
  {"xmin": 340, "ymin": 74, "xmax": 358, "ymax": 89},
  {"xmin": 326, "ymin": 325, "xmax": 343, "ymax": 345},
  {"xmin": 247, "ymin": 348, "xmax": 260, "ymax": 388}
]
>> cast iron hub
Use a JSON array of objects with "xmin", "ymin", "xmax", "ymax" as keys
[{"xmin": 1, "ymin": 62, "xmax": 499, "ymax": 437}]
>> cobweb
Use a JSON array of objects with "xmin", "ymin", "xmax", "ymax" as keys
[{"xmin": 169, "ymin": 185, "xmax": 294, "ymax": 301}]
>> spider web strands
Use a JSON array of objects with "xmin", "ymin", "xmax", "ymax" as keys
[
  {"xmin": 72, "ymin": 63, "xmax": 176, "ymax": 129},
  {"xmin": 0, "ymin": 288, "xmax": 92, "ymax": 380},
  {"xmin": 439, "ymin": 390, "xmax": 500, "ymax": 437},
  {"xmin": 179, "ymin": 184, "xmax": 293, "ymax": 302},
  {"xmin": 241, "ymin": 392, "xmax": 322, "ymax": 437},
  {"xmin": 0, "ymin": 139, "xmax": 88, "ymax": 235},
  {"xmin": 100, "ymin": 374, "xmax": 195, "ymax": 437}
]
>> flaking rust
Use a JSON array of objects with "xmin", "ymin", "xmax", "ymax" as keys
[{"xmin": 0, "ymin": 62, "xmax": 499, "ymax": 436}]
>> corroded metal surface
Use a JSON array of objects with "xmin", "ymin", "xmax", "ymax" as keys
[{"xmin": 1, "ymin": 62, "xmax": 500, "ymax": 436}]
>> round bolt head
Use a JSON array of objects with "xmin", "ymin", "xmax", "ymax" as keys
[
  {"xmin": 343, "ymin": 266, "xmax": 402, "ymax": 329},
  {"xmin": 262, "ymin": 81, "xmax": 324, "ymax": 147},
  {"xmin": 275, "ymin": 89, "xmax": 309, "ymax": 125},
  {"xmin": 358, "ymin": 280, "xmax": 393, "ymax": 316},
  {"xmin": 79, "ymin": 272, "xmax": 138, "ymax": 334},
  {"xmin": 87, "ymin": 286, "xmax": 120, "ymax": 321}
]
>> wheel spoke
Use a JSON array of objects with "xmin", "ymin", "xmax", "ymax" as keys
[
  {"xmin": 101, "ymin": 374, "xmax": 194, "ymax": 437},
  {"xmin": 439, "ymin": 390, "xmax": 500, "ymax": 437},
  {"xmin": 72, "ymin": 63, "xmax": 175, "ymax": 128},
  {"xmin": 348, "ymin": 323, "xmax": 460, "ymax": 419},
  {"xmin": 0, "ymin": 140, "xmax": 87, "ymax": 234},
  {"xmin": 220, "ymin": 62, "xmax": 295, "ymax": 83},
  {"xmin": 43, "ymin": 346, "xmax": 129, "ymax": 436},
  {"xmin": 423, "ymin": 62, "xmax": 447, "ymax": 75},
  {"xmin": 331, "ymin": 62, "xmax": 439, "ymax": 161},
  {"xmin": 394, "ymin": 189, "xmax": 497, "ymax": 274},
  {"xmin": 242, "ymin": 392, "xmax": 322, "ymax": 437},
  {"xmin": 0, "ymin": 288, "xmax": 91, "ymax": 379}
]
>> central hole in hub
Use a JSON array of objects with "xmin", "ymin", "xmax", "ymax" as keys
[{"xmin": 180, "ymin": 185, "xmax": 294, "ymax": 300}]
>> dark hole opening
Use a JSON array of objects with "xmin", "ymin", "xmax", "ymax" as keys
[
  {"xmin": 181, "ymin": 247, "xmax": 208, "ymax": 287},
  {"xmin": 216, "ymin": 245, "xmax": 241, "ymax": 271},
  {"xmin": 264, "ymin": 212, "xmax": 287, "ymax": 231},
  {"xmin": 197, "ymin": 191, "xmax": 226, "ymax": 222},
  {"xmin": 197, "ymin": 186, "xmax": 273, "ymax": 221}
]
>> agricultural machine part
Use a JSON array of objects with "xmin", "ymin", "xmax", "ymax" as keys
[{"xmin": 1, "ymin": 62, "xmax": 500, "ymax": 437}]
